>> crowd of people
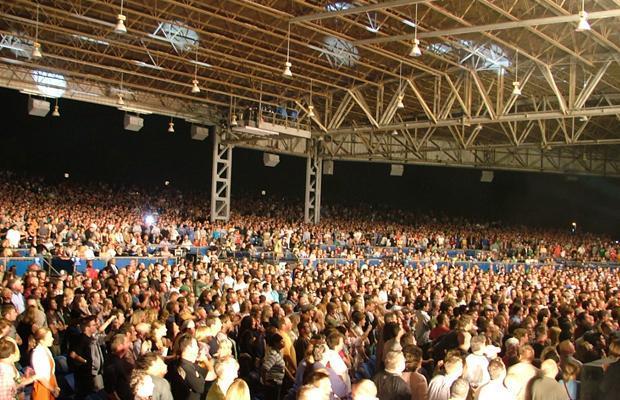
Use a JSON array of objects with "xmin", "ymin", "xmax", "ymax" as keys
[
  {"xmin": 0, "ymin": 173, "xmax": 618, "ymax": 264},
  {"xmin": 0, "ymin": 173, "xmax": 618, "ymax": 400}
]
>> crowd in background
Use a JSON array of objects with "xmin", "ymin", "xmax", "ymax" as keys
[
  {"xmin": 0, "ymin": 173, "xmax": 618, "ymax": 264},
  {"xmin": 0, "ymin": 173, "xmax": 619, "ymax": 400}
]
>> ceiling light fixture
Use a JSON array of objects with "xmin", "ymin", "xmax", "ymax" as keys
[
  {"xmin": 307, "ymin": 79, "xmax": 315, "ymax": 118},
  {"xmin": 512, "ymin": 51, "xmax": 521, "ymax": 96},
  {"xmin": 576, "ymin": 0, "xmax": 591, "ymax": 32},
  {"xmin": 283, "ymin": 23, "xmax": 292, "ymax": 77},
  {"xmin": 32, "ymin": 5, "xmax": 42, "ymax": 59},
  {"xmin": 168, "ymin": 118, "xmax": 175, "ymax": 133},
  {"xmin": 191, "ymin": 45, "xmax": 201, "ymax": 93},
  {"xmin": 52, "ymin": 98, "xmax": 60, "ymax": 117},
  {"xmin": 397, "ymin": 62, "xmax": 405, "ymax": 109},
  {"xmin": 117, "ymin": 72, "xmax": 125, "ymax": 105},
  {"xmin": 115, "ymin": 0, "xmax": 127, "ymax": 34},
  {"xmin": 410, "ymin": 5, "xmax": 422, "ymax": 57},
  {"xmin": 230, "ymin": 96, "xmax": 238, "ymax": 127}
]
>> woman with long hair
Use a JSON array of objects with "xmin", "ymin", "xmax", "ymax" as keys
[
  {"xmin": 225, "ymin": 378, "xmax": 251, "ymax": 400},
  {"xmin": 31, "ymin": 328, "xmax": 60, "ymax": 400}
]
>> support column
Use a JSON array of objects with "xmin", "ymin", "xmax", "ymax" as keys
[
  {"xmin": 304, "ymin": 141, "xmax": 322, "ymax": 224},
  {"xmin": 210, "ymin": 133, "xmax": 233, "ymax": 222}
]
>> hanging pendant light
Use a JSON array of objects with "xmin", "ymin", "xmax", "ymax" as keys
[
  {"xmin": 410, "ymin": 5, "xmax": 422, "ymax": 57},
  {"xmin": 410, "ymin": 39, "xmax": 422, "ymax": 57},
  {"xmin": 52, "ymin": 98, "xmax": 60, "ymax": 117},
  {"xmin": 307, "ymin": 79, "xmax": 315, "ymax": 118},
  {"xmin": 397, "ymin": 62, "xmax": 405, "ymax": 109},
  {"xmin": 512, "ymin": 51, "xmax": 521, "ymax": 96},
  {"xmin": 191, "ymin": 45, "xmax": 201, "ymax": 93},
  {"xmin": 168, "ymin": 118, "xmax": 175, "ymax": 133},
  {"xmin": 117, "ymin": 93, "xmax": 124, "ymax": 105},
  {"xmin": 191, "ymin": 79, "xmax": 200, "ymax": 93},
  {"xmin": 115, "ymin": 0, "xmax": 127, "ymax": 34},
  {"xmin": 32, "ymin": 5, "xmax": 42, "ymax": 59},
  {"xmin": 230, "ymin": 97, "xmax": 238, "ymax": 127},
  {"xmin": 283, "ymin": 23, "xmax": 293, "ymax": 77},
  {"xmin": 576, "ymin": 0, "xmax": 591, "ymax": 32}
]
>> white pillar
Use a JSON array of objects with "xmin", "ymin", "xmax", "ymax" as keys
[
  {"xmin": 304, "ymin": 141, "xmax": 322, "ymax": 224},
  {"xmin": 210, "ymin": 133, "xmax": 233, "ymax": 222}
]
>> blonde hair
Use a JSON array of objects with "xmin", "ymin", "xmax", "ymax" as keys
[{"xmin": 225, "ymin": 378, "xmax": 250, "ymax": 400}]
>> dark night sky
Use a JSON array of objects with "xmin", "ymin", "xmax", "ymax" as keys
[{"xmin": 1, "ymin": 87, "xmax": 619, "ymax": 237}]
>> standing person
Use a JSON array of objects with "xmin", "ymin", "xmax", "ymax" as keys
[
  {"xmin": 428, "ymin": 353, "xmax": 464, "ymax": 400},
  {"xmin": 134, "ymin": 353, "xmax": 173, "ymax": 400},
  {"xmin": 166, "ymin": 334, "xmax": 208, "ymax": 400},
  {"xmin": 600, "ymin": 339, "xmax": 620, "ymax": 400},
  {"xmin": 402, "ymin": 345, "xmax": 428, "ymax": 400},
  {"xmin": 31, "ymin": 328, "xmax": 60, "ymax": 400},
  {"xmin": 103, "ymin": 334, "xmax": 134, "ymax": 400},
  {"xmin": 261, "ymin": 333, "xmax": 287, "ymax": 400},
  {"xmin": 206, "ymin": 357, "xmax": 239, "ymax": 400},
  {"xmin": 68, "ymin": 316, "xmax": 106, "ymax": 399},
  {"xmin": 373, "ymin": 351, "xmax": 411, "ymax": 400},
  {"xmin": 0, "ymin": 338, "xmax": 37, "ymax": 400}
]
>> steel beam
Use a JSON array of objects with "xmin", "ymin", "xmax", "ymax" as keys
[
  {"xmin": 304, "ymin": 140, "xmax": 322, "ymax": 224},
  {"xmin": 210, "ymin": 134, "xmax": 233, "ymax": 222}
]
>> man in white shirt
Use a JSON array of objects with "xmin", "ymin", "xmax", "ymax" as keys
[
  {"xmin": 10, "ymin": 278, "xmax": 25, "ymax": 314},
  {"xmin": 428, "ymin": 353, "xmax": 464, "ymax": 400},
  {"xmin": 6, "ymin": 225, "xmax": 21, "ymax": 248},
  {"xmin": 477, "ymin": 358, "xmax": 514, "ymax": 400},
  {"xmin": 464, "ymin": 335, "xmax": 490, "ymax": 389}
]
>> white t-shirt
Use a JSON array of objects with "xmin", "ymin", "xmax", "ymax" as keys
[{"xmin": 7, "ymin": 228, "xmax": 20, "ymax": 248}]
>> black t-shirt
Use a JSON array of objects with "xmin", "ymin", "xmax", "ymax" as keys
[{"xmin": 373, "ymin": 371, "xmax": 411, "ymax": 400}]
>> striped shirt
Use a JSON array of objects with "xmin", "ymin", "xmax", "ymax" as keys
[{"xmin": 262, "ymin": 349, "xmax": 285, "ymax": 385}]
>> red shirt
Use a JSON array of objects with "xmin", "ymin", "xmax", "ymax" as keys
[{"xmin": 430, "ymin": 325, "xmax": 450, "ymax": 341}]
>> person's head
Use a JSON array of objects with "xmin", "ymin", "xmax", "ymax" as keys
[
  {"xmin": 0, "ymin": 338, "xmax": 19, "ymax": 363},
  {"xmin": 608, "ymin": 338, "xmax": 620, "ymax": 357},
  {"xmin": 130, "ymin": 369, "xmax": 154, "ymax": 399},
  {"xmin": 540, "ymin": 359, "xmax": 559, "ymax": 379},
  {"xmin": 384, "ymin": 351, "xmax": 406, "ymax": 375},
  {"xmin": 487, "ymin": 358, "xmax": 506, "ymax": 381},
  {"xmin": 402, "ymin": 344, "xmax": 423, "ymax": 372},
  {"xmin": 34, "ymin": 327, "xmax": 53, "ymax": 348},
  {"xmin": 444, "ymin": 353, "xmax": 464, "ymax": 377},
  {"xmin": 519, "ymin": 344, "xmax": 535, "ymax": 363},
  {"xmin": 135, "ymin": 352, "xmax": 168, "ymax": 378},
  {"xmin": 562, "ymin": 358, "xmax": 581, "ymax": 381},
  {"xmin": 470, "ymin": 334, "xmax": 486, "ymax": 354},
  {"xmin": 80, "ymin": 315, "xmax": 98, "ymax": 336},
  {"xmin": 111, "ymin": 333, "xmax": 128, "ymax": 355},
  {"xmin": 304, "ymin": 370, "xmax": 332, "ymax": 398},
  {"xmin": 0, "ymin": 304, "xmax": 17, "ymax": 322},
  {"xmin": 352, "ymin": 379, "xmax": 378, "ymax": 400},
  {"xmin": 327, "ymin": 331, "xmax": 344, "ymax": 351},
  {"xmin": 177, "ymin": 334, "xmax": 199, "ymax": 362},
  {"xmin": 266, "ymin": 333, "xmax": 285, "ymax": 352},
  {"xmin": 297, "ymin": 384, "xmax": 329, "ymax": 400},
  {"xmin": 449, "ymin": 378, "xmax": 470, "ymax": 400},
  {"xmin": 225, "ymin": 378, "xmax": 250, "ymax": 400}
]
